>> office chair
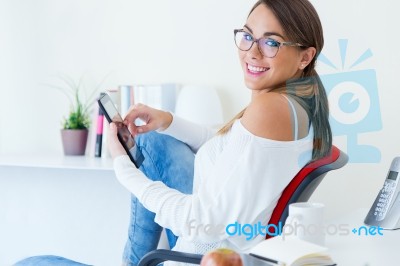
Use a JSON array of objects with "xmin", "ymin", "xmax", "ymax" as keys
[{"xmin": 137, "ymin": 145, "xmax": 348, "ymax": 266}]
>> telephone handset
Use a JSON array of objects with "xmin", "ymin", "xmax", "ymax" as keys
[{"xmin": 364, "ymin": 157, "xmax": 400, "ymax": 229}]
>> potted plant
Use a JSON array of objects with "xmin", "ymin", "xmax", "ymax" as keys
[
  {"xmin": 61, "ymin": 90, "xmax": 91, "ymax": 156},
  {"xmin": 49, "ymin": 75, "xmax": 102, "ymax": 155}
]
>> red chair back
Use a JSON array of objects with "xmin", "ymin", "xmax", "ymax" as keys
[{"xmin": 266, "ymin": 145, "xmax": 348, "ymax": 239}]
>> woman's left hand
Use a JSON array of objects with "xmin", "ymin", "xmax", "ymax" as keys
[{"xmin": 107, "ymin": 122, "xmax": 127, "ymax": 159}]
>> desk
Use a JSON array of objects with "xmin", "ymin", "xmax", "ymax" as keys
[
  {"xmin": 0, "ymin": 155, "xmax": 131, "ymax": 266},
  {"xmin": 326, "ymin": 208, "xmax": 400, "ymax": 265},
  {"xmin": 1, "ymin": 155, "xmax": 398, "ymax": 265}
]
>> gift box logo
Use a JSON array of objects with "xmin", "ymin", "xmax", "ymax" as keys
[{"xmin": 318, "ymin": 39, "xmax": 382, "ymax": 163}]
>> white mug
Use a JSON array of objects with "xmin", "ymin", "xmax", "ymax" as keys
[{"xmin": 284, "ymin": 202, "xmax": 325, "ymax": 246}]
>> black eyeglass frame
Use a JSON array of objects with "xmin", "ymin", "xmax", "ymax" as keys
[{"xmin": 234, "ymin": 29, "xmax": 306, "ymax": 58}]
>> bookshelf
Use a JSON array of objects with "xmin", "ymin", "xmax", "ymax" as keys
[{"xmin": 0, "ymin": 154, "xmax": 130, "ymax": 266}]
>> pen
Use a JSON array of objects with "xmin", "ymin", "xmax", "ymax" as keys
[{"xmin": 249, "ymin": 253, "xmax": 285, "ymax": 265}]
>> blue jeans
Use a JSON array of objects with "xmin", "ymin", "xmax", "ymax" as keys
[
  {"xmin": 13, "ymin": 256, "xmax": 91, "ymax": 266},
  {"xmin": 13, "ymin": 132, "xmax": 195, "ymax": 266},
  {"xmin": 123, "ymin": 132, "xmax": 195, "ymax": 265}
]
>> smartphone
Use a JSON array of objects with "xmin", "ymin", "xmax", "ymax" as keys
[{"xmin": 98, "ymin": 93, "xmax": 144, "ymax": 168}]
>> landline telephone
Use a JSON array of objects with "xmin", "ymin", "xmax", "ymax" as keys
[{"xmin": 365, "ymin": 157, "xmax": 400, "ymax": 229}]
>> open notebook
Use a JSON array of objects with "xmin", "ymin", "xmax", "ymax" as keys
[{"xmin": 249, "ymin": 236, "xmax": 336, "ymax": 266}]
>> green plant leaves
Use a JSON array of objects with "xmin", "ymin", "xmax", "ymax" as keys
[
  {"xmin": 63, "ymin": 100, "xmax": 91, "ymax": 130},
  {"xmin": 43, "ymin": 73, "xmax": 110, "ymax": 130}
]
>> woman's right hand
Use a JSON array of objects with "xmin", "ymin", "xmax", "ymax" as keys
[{"xmin": 123, "ymin": 103, "xmax": 173, "ymax": 136}]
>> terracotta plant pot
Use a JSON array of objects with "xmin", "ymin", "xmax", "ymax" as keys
[{"xmin": 61, "ymin": 129, "xmax": 89, "ymax": 156}]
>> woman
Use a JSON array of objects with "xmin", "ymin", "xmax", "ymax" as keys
[
  {"xmin": 15, "ymin": 0, "xmax": 331, "ymax": 265},
  {"xmin": 109, "ymin": 0, "xmax": 332, "ymax": 265}
]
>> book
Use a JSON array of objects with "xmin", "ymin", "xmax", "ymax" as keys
[
  {"xmin": 101, "ymin": 89, "xmax": 120, "ymax": 159},
  {"xmin": 119, "ymin": 85, "xmax": 132, "ymax": 118},
  {"xmin": 249, "ymin": 236, "xmax": 335, "ymax": 266},
  {"xmin": 160, "ymin": 83, "xmax": 180, "ymax": 112},
  {"xmin": 86, "ymin": 101, "xmax": 100, "ymax": 157},
  {"xmin": 133, "ymin": 84, "xmax": 163, "ymax": 110},
  {"xmin": 94, "ymin": 92, "xmax": 106, "ymax": 157},
  {"xmin": 101, "ymin": 118, "xmax": 110, "ymax": 159}
]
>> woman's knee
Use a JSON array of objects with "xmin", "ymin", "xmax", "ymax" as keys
[
  {"xmin": 136, "ymin": 132, "xmax": 194, "ymax": 193},
  {"xmin": 137, "ymin": 132, "xmax": 192, "ymax": 156},
  {"xmin": 136, "ymin": 132, "xmax": 194, "ymax": 169}
]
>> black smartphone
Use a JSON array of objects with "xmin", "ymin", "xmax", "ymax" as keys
[{"xmin": 98, "ymin": 93, "xmax": 144, "ymax": 168}]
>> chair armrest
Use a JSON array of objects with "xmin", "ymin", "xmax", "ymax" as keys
[{"xmin": 138, "ymin": 249, "xmax": 203, "ymax": 266}]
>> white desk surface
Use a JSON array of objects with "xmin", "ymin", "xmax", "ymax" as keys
[
  {"xmin": 0, "ymin": 154, "xmax": 114, "ymax": 171},
  {"xmin": 326, "ymin": 208, "xmax": 400, "ymax": 265}
]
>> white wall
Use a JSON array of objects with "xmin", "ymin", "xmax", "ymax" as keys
[
  {"xmin": 307, "ymin": 0, "xmax": 400, "ymax": 219},
  {"xmin": 1, "ymin": 0, "xmax": 400, "ymax": 238},
  {"xmin": 0, "ymin": 0, "xmax": 253, "ymax": 156}
]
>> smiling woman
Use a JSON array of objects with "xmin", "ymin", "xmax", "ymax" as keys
[
  {"xmin": 109, "ymin": 1, "xmax": 332, "ymax": 265},
  {"xmin": 219, "ymin": 0, "xmax": 331, "ymax": 160},
  {"xmin": 13, "ymin": 0, "xmax": 332, "ymax": 266}
]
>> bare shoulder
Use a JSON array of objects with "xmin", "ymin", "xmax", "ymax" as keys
[{"xmin": 241, "ymin": 92, "xmax": 293, "ymax": 141}]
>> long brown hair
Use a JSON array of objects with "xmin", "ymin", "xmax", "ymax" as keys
[{"xmin": 218, "ymin": 0, "xmax": 332, "ymax": 161}]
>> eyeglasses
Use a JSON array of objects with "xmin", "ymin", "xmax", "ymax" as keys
[{"xmin": 234, "ymin": 29, "xmax": 305, "ymax": 58}]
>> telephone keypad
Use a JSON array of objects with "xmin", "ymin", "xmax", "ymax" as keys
[{"xmin": 375, "ymin": 180, "xmax": 396, "ymax": 220}]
